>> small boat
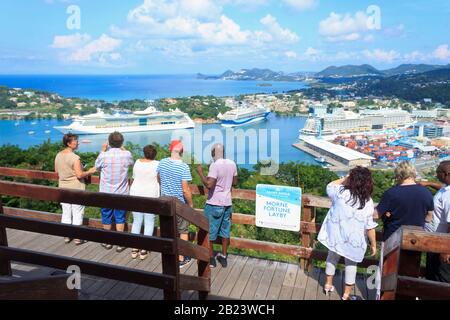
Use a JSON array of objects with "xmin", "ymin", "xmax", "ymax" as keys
[
  {"xmin": 314, "ymin": 156, "xmax": 326, "ymax": 164},
  {"xmin": 31, "ymin": 121, "xmax": 37, "ymax": 125},
  {"xmin": 14, "ymin": 122, "xmax": 19, "ymax": 126},
  {"xmin": 45, "ymin": 130, "xmax": 51, "ymax": 134},
  {"xmin": 28, "ymin": 131, "xmax": 35, "ymax": 135},
  {"xmin": 80, "ymin": 139, "xmax": 92, "ymax": 144}
]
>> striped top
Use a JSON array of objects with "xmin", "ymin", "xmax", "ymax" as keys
[
  {"xmin": 157, "ymin": 158, "xmax": 192, "ymax": 203},
  {"xmin": 95, "ymin": 148, "xmax": 134, "ymax": 194}
]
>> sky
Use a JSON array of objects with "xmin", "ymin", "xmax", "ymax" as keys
[{"xmin": 0, "ymin": 0, "xmax": 450, "ymax": 74}]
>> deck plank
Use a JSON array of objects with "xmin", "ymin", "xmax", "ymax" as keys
[
  {"xmin": 278, "ymin": 263, "xmax": 299, "ymax": 300},
  {"xmin": 303, "ymin": 267, "xmax": 320, "ymax": 300},
  {"xmin": 254, "ymin": 260, "xmax": 278, "ymax": 300},
  {"xmin": 291, "ymin": 268, "xmax": 308, "ymax": 300},
  {"xmin": 266, "ymin": 262, "xmax": 288, "ymax": 300},
  {"xmin": 229, "ymin": 258, "xmax": 259, "ymax": 300},
  {"xmin": 217, "ymin": 256, "xmax": 248, "ymax": 298},
  {"xmin": 240, "ymin": 259, "xmax": 268, "ymax": 299}
]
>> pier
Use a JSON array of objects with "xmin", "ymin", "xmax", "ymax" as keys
[{"xmin": 292, "ymin": 142, "xmax": 350, "ymax": 172}]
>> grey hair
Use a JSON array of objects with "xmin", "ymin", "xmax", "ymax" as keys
[{"xmin": 394, "ymin": 161, "xmax": 417, "ymax": 184}]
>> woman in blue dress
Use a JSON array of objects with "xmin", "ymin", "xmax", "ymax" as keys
[{"xmin": 318, "ymin": 167, "xmax": 378, "ymax": 300}]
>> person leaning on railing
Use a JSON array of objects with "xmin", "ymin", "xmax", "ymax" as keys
[
  {"xmin": 374, "ymin": 161, "xmax": 434, "ymax": 242},
  {"xmin": 420, "ymin": 160, "xmax": 450, "ymax": 283},
  {"xmin": 317, "ymin": 167, "xmax": 378, "ymax": 300},
  {"xmin": 54, "ymin": 133, "xmax": 96, "ymax": 245}
]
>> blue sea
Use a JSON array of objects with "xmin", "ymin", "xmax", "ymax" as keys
[
  {"xmin": 0, "ymin": 74, "xmax": 307, "ymax": 102},
  {"xmin": 0, "ymin": 74, "xmax": 314, "ymax": 168},
  {"xmin": 0, "ymin": 116, "xmax": 314, "ymax": 168}
]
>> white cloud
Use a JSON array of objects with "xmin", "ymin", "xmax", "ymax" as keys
[
  {"xmin": 260, "ymin": 14, "xmax": 300, "ymax": 43},
  {"xmin": 319, "ymin": 11, "xmax": 370, "ymax": 42},
  {"xmin": 363, "ymin": 49, "xmax": 400, "ymax": 63},
  {"xmin": 383, "ymin": 24, "xmax": 405, "ymax": 38},
  {"xmin": 403, "ymin": 50, "xmax": 427, "ymax": 62},
  {"xmin": 198, "ymin": 16, "xmax": 250, "ymax": 45},
  {"xmin": 433, "ymin": 44, "xmax": 450, "ymax": 61},
  {"xmin": 285, "ymin": 51, "xmax": 298, "ymax": 59},
  {"xmin": 68, "ymin": 34, "xmax": 122, "ymax": 62},
  {"xmin": 283, "ymin": 0, "xmax": 318, "ymax": 11},
  {"xmin": 51, "ymin": 33, "xmax": 91, "ymax": 49}
]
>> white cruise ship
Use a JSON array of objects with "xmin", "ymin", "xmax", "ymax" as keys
[
  {"xmin": 54, "ymin": 107, "xmax": 195, "ymax": 135},
  {"xmin": 218, "ymin": 104, "xmax": 271, "ymax": 128}
]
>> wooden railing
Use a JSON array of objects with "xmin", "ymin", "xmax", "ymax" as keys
[
  {"xmin": 0, "ymin": 167, "xmax": 381, "ymax": 271},
  {"xmin": 381, "ymin": 226, "xmax": 450, "ymax": 300},
  {"xmin": 0, "ymin": 169, "xmax": 211, "ymax": 300}
]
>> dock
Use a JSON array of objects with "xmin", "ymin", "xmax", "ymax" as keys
[{"xmin": 293, "ymin": 142, "xmax": 349, "ymax": 172}]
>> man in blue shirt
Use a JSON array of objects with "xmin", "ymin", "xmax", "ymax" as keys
[{"xmin": 157, "ymin": 140, "xmax": 193, "ymax": 268}]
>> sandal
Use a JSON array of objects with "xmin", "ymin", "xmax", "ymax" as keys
[
  {"xmin": 64, "ymin": 237, "xmax": 72, "ymax": 244},
  {"xmin": 101, "ymin": 243, "xmax": 113, "ymax": 250},
  {"xmin": 324, "ymin": 284, "xmax": 335, "ymax": 295},
  {"xmin": 139, "ymin": 250, "xmax": 148, "ymax": 261},
  {"xmin": 116, "ymin": 246, "xmax": 126, "ymax": 253},
  {"xmin": 74, "ymin": 239, "xmax": 87, "ymax": 246},
  {"xmin": 131, "ymin": 249, "xmax": 139, "ymax": 259}
]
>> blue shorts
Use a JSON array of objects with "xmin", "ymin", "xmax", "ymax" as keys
[
  {"xmin": 204, "ymin": 204, "xmax": 232, "ymax": 241},
  {"xmin": 101, "ymin": 208, "xmax": 127, "ymax": 225}
]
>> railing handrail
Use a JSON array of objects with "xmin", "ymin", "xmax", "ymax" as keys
[
  {"xmin": 0, "ymin": 166, "xmax": 333, "ymax": 209},
  {"xmin": 0, "ymin": 175, "xmax": 211, "ymax": 300},
  {"xmin": 381, "ymin": 226, "xmax": 450, "ymax": 300}
]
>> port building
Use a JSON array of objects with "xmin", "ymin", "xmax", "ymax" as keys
[{"xmin": 300, "ymin": 137, "xmax": 375, "ymax": 167}]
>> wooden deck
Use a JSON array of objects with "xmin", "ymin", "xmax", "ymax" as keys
[{"xmin": 4, "ymin": 229, "xmax": 376, "ymax": 300}]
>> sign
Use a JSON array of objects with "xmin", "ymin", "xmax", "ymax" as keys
[{"xmin": 255, "ymin": 184, "xmax": 302, "ymax": 232}]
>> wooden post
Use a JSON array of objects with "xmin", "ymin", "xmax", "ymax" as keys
[
  {"xmin": 159, "ymin": 199, "xmax": 180, "ymax": 300},
  {"xmin": 300, "ymin": 206, "xmax": 315, "ymax": 272},
  {"xmin": 197, "ymin": 228, "xmax": 210, "ymax": 300},
  {"xmin": 0, "ymin": 196, "xmax": 12, "ymax": 276}
]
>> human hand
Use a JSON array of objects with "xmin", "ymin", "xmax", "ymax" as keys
[
  {"xmin": 101, "ymin": 142, "xmax": 108, "ymax": 152},
  {"xmin": 418, "ymin": 181, "xmax": 429, "ymax": 187},
  {"xmin": 196, "ymin": 164, "xmax": 203, "ymax": 175},
  {"xmin": 385, "ymin": 211, "xmax": 392, "ymax": 218},
  {"xmin": 370, "ymin": 244, "xmax": 377, "ymax": 257},
  {"xmin": 88, "ymin": 167, "xmax": 97, "ymax": 175},
  {"xmin": 440, "ymin": 254, "xmax": 450, "ymax": 264}
]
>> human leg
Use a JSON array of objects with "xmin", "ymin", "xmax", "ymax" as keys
[
  {"xmin": 342, "ymin": 257, "xmax": 358, "ymax": 299},
  {"xmin": 100, "ymin": 208, "xmax": 113, "ymax": 249},
  {"xmin": 325, "ymin": 250, "xmax": 340, "ymax": 290}
]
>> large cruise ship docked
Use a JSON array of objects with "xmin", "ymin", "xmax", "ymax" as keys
[
  {"xmin": 54, "ymin": 107, "xmax": 195, "ymax": 135},
  {"xmin": 299, "ymin": 108, "xmax": 414, "ymax": 138},
  {"xmin": 218, "ymin": 104, "xmax": 271, "ymax": 127}
]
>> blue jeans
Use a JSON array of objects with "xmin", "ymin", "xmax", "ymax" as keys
[
  {"xmin": 204, "ymin": 204, "xmax": 232, "ymax": 241},
  {"xmin": 101, "ymin": 208, "xmax": 126, "ymax": 225},
  {"xmin": 131, "ymin": 212, "xmax": 155, "ymax": 237}
]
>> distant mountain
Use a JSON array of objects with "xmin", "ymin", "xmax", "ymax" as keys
[
  {"xmin": 316, "ymin": 64, "xmax": 383, "ymax": 77},
  {"xmin": 197, "ymin": 68, "xmax": 304, "ymax": 81},
  {"xmin": 382, "ymin": 64, "xmax": 450, "ymax": 76}
]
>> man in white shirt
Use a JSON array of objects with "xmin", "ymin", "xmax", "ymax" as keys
[{"xmin": 420, "ymin": 161, "xmax": 450, "ymax": 283}]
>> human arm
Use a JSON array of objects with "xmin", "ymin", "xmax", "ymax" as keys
[
  {"xmin": 182, "ymin": 180, "xmax": 194, "ymax": 208},
  {"xmin": 419, "ymin": 180, "xmax": 444, "ymax": 191},
  {"xmin": 73, "ymin": 159, "xmax": 96, "ymax": 179},
  {"xmin": 329, "ymin": 176, "xmax": 347, "ymax": 186},
  {"xmin": 196, "ymin": 164, "xmax": 217, "ymax": 190},
  {"xmin": 367, "ymin": 228, "xmax": 377, "ymax": 256}
]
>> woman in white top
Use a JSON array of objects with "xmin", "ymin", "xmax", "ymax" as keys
[
  {"xmin": 317, "ymin": 167, "xmax": 378, "ymax": 300},
  {"xmin": 129, "ymin": 145, "xmax": 160, "ymax": 260}
]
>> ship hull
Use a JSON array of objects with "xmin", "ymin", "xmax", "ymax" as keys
[
  {"xmin": 54, "ymin": 122, "xmax": 195, "ymax": 135},
  {"xmin": 220, "ymin": 112, "xmax": 270, "ymax": 128}
]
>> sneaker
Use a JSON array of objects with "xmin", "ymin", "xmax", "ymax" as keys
[
  {"xmin": 209, "ymin": 257, "xmax": 217, "ymax": 268},
  {"xmin": 216, "ymin": 254, "xmax": 228, "ymax": 268},
  {"xmin": 179, "ymin": 257, "xmax": 192, "ymax": 269}
]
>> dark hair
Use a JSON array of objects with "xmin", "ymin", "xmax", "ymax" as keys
[
  {"xmin": 143, "ymin": 145, "xmax": 157, "ymax": 160},
  {"xmin": 62, "ymin": 133, "xmax": 78, "ymax": 147},
  {"xmin": 341, "ymin": 166, "xmax": 373, "ymax": 209},
  {"xmin": 108, "ymin": 131, "xmax": 124, "ymax": 148}
]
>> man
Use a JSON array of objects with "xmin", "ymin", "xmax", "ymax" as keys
[
  {"xmin": 420, "ymin": 161, "xmax": 450, "ymax": 283},
  {"xmin": 196, "ymin": 143, "xmax": 238, "ymax": 268},
  {"xmin": 157, "ymin": 140, "xmax": 193, "ymax": 268},
  {"xmin": 95, "ymin": 131, "xmax": 134, "ymax": 252}
]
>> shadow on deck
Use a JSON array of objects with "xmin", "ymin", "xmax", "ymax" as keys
[{"xmin": 4, "ymin": 229, "xmax": 375, "ymax": 300}]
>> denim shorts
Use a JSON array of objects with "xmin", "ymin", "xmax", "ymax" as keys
[
  {"xmin": 204, "ymin": 204, "xmax": 232, "ymax": 241},
  {"xmin": 101, "ymin": 208, "xmax": 127, "ymax": 225}
]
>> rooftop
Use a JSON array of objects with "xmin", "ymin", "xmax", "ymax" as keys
[{"xmin": 301, "ymin": 137, "xmax": 375, "ymax": 161}]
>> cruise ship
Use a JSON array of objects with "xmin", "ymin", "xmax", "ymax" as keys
[
  {"xmin": 54, "ymin": 107, "xmax": 195, "ymax": 135},
  {"xmin": 299, "ymin": 108, "xmax": 414, "ymax": 138},
  {"xmin": 218, "ymin": 104, "xmax": 271, "ymax": 127}
]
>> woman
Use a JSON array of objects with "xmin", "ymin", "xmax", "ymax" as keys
[
  {"xmin": 54, "ymin": 133, "xmax": 96, "ymax": 245},
  {"xmin": 375, "ymin": 161, "xmax": 434, "ymax": 242},
  {"xmin": 129, "ymin": 145, "xmax": 160, "ymax": 260},
  {"xmin": 317, "ymin": 167, "xmax": 377, "ymax": 300}
]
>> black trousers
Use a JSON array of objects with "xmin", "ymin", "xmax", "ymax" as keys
[{"xmin": 426, "ymin": 253, "xmax": 450, "ymax": 283}]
